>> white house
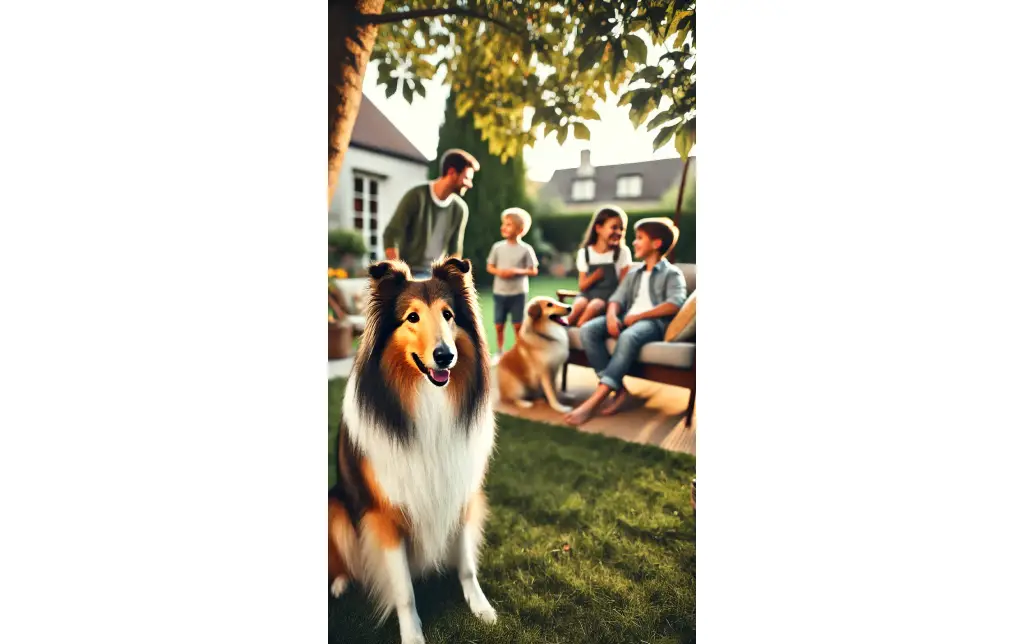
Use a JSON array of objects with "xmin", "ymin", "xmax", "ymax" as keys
[
  {"xmin": 535, "ymin": 149, "xmax": 696, "ymax": 215},
  {"xmin": 328, "ymin": 94, "xmax": 429, "ymax": 263}
]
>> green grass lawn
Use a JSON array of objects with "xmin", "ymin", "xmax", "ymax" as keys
[{"xmin": 328, "ymin": 378, "xmax": 696, "ymax": 643}]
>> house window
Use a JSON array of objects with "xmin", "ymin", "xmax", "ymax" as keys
[
  {"xmin": 571, "ymin": 179, "xmax": 596, "ymax": 201},
  {"xmin": 616, "ymin": 175, "xmax": 643, "ymax": 198},
  {"xmin": 353, "ymin": 173, "xmax": 381, "ymax": 261}
]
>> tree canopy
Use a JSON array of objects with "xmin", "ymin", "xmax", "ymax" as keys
[
  {"xmin": 364, "ymin": 0, "xmax": 696, "ymax": 162},
  {"xmin": 330, "ymin": 0, "xmax": 695, "ymax": 214}
]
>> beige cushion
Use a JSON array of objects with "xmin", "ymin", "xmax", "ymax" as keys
[
  {"xmin": 565, "ymin": 327, "xmax": 694, "ymax": 369},
  {"xmin": 665, "ymin": 290, "xmax": 696, "ymax": 342}
]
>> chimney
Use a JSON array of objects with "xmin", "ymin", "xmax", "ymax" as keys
[{"xmin": 578, "ymin": 149, "xmax": 594, "ymax": 177}]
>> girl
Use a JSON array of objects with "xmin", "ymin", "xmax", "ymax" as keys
[{"xmin": 566, "ymin": 205, "xmax": 633, "ymax": 327}]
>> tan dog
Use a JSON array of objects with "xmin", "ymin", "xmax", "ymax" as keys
[{"xmin": 496, "ymin": 296, "xmax": 573, "ymax": 413}]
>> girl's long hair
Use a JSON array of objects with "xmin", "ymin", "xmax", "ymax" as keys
[{"xmin": 579, "ymin": 205, "xmax": 629, "ymax": 258}]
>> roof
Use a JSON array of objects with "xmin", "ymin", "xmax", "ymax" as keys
[
  {"xmin": 349, "ymin": 94, "xmax": 429, "ymax": 165},
  {"xmin": 538, "ymin": 157, "xmax": 684, "ymax": 204}
]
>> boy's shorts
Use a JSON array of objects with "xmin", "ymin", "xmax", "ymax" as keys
[{"xmin": 493, "ymin": 293, "xmax": 526, "ymax": 325}]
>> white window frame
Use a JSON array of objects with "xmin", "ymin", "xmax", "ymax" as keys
[
  {"xmin": 352, "ymin": 172, "xmax": 382, "ymax": 262},
  {"xmin": 616, "ymin": 174, "xmax": 643, "ymax": 198},
  {"xmin": 571, "ymin": 178, "xmax": 596, "ymax": 201}
]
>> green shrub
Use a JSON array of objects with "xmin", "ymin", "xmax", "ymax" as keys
[
  {"xmin": 534, "ymin": 208, "xmax": 696, "ymax": 266},
  {"xmin": 328, "ymin": 228, "xmax": 367, "ymax": 256}
]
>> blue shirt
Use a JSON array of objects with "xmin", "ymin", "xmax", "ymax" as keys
[{"xmin": 608, "ymin": 258, "xmax": 687, "ymax": 315}]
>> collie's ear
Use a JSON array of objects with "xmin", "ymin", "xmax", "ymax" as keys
[
  {"xmin": 433, "ymin": 256, "xmax": 471, "ymax": 279},
  {"xmin": 368, "ymin": 260, "xmax": 409, "ymax": 282},
  {"xmin": 367, "ymin": 260, "xmax": 409, "ymax": 298},
  {"xmin": 528, "ymin": 301, "xmax": 543, "ymax": 321}
]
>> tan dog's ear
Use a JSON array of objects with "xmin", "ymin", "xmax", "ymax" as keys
[{"xmin": 528, "ymin": 301, "xmax": 543, "ymax": 321}]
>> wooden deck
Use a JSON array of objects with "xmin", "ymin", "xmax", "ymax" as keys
[{"xmin": 491, "ymin": 364, "xmax": 696, "ymax": 456}]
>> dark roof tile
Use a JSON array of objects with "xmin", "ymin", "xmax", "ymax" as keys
[{"xmin": 538, "ymin": 157, "xmax": 683, "ymax": 204}]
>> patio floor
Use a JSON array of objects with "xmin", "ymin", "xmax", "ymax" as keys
[
  {"xmin": 493, "ymin": 363, "xmax": 696, "ymax": 456},
  {"xmin": 329, "ymin": 358, "xmax": 696, "ymax": 456}
]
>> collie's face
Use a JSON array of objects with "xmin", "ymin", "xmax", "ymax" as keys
[
  {"xmin": 394, "ymin": 293, "xmax": 458, "ymax": 386},
  {"xmin": 361, "ymin": 257, "xmax": 483, "ymax": 392}
]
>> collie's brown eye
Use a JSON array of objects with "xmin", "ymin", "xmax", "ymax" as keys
[
  {"xmin": 443, "ymin": 309, "xmax": 453, "ymax": 321},
  {"xmin": 407, "ymin": 312, "xmax": 419, "ymax": 323}
]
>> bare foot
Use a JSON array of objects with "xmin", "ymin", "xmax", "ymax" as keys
[
  {"xmin": 599, "ymin": 389, "xmax": 642, "ymax": 416},
  {"xmin": 596, "ymin": 391, "xmax": 619, "ymax": 413},
  {"xmin": 563, "ymin": 400, "xmax": 599, "ymax": 426}
]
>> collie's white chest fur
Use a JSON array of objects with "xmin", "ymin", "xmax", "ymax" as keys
[{"xmin": 343, "ymin": 377, "xmax": 495, "ymax": 574}]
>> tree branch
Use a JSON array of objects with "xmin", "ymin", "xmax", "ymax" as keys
[{"xmin": 351, "ymin": 7, "xmax": 523, "ymax": 36}]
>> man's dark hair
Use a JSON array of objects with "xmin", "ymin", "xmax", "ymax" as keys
[
  {"xmin": 635, "ymin": 220, "xmax": 678, "ymax": 257},
  {"xmin": 440, "ymin": 148, "xmax": 481, "ymax": 177}
]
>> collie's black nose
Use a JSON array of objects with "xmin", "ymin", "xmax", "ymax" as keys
[{"xmin": 433, "ymin": 345, "xmax": 454, "ymax": 368}]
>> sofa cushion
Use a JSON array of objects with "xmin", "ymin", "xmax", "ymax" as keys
[
  {"xmin": 566, "ymin": 327, "xmax": 694, "ymax": 369},
  {"xmin": 664, "ymin": 289, "xmax": 696, "ymax": 342}
]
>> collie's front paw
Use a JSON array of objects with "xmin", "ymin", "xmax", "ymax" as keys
[
  {"xmin": 472, "ymin": 603, "xmax": 497, "ymax": 624},
  {"xmin": 551, "ymin": 402, "xmax": 572, "ymax": 413},
  {"xmin": 467, "ymin": 592, "xmax": 497, "ymax": 624},
  {"xmin": 400, "ymin": 632, "xmax": 426, "ymax": 644},
  {"xmin": 399, "ymin": 621, "xmax": 426, "ymax": 644},
  {"xmin": 513, "ymin": 399, "xmax": 535, "ymax": 409}
]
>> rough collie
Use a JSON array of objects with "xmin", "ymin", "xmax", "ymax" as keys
[{"xmin": 328, "ymin": 257, "xmax": 496, "ymax": 644}]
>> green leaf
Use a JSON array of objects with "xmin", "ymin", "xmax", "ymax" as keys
[
  {"xmin": 402, "ymin": 79, "xmax": 414, "ymax": 103},
  {"xmin": 653, "ymin": 125, "xmax": 676, "ymax": 151},
  {"xmin": 580, "ymin": 107, "xmax": 601, "ymax": 121},
  {"xmin": 624, "ymin": 35, "xmax": 648, "ymax": 65},
  {"xmin": 631, "ymin": 66, "xmax": 662, "ymax": 85},
  {"xmin": 573, "ymin": 122, "xmax": 591, "ymax": 141},
  {"xmin": 647, "ymin": 110, "xmax": 681, "ymax": 132},
  {"xmin": 377, "ymin": 62, "xmax": 396, "ymax": 79},
  {"xmin": 557, "ymin": 126, "xmax": 568, "ymax": 146},
  {"xmin": 414, "ymin": 78, "xmax": 426, "ymax": 98},
  {"xmin": 675, "ymin": 126, "xmax": 696, "ymax": 157},
  {"xmin": 617, "ymin": 90, "xmax": 636, "ymax": 108},
  {"xmin": 610, "ymin": 41, "xmax": 624, "ymax": 77},
  {"xmin": 579, "ymin": 40, "xmax": 605, "ymax": 71},
  {"xmin": 644, "ymin": 6, "xmax": 669, "ymax": 33},
  {"xmin": 385, "ymin": 77, "xmax": 399, "ymax": 98}
]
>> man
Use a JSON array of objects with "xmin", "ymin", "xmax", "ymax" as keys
[
  {"xmin": 383, "ymin": 148, "xmax": 480, "ymax": 278},
  {"xmin": 563, "ymin": 217, "xmax": 687, "ymax": 426}
]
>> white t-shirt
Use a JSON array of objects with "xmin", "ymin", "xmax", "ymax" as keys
[
  {"xmin": 627, "ymin": 269, "xmax": 655, "ymax": 317},
  {"xmin": 575, "ymin": 245, "xmax": 633, "ymax": 275}
]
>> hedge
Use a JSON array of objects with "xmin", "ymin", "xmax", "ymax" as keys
[{"xmin": 533, "ymin": 208, "xmax": 696, "ymax": 264}]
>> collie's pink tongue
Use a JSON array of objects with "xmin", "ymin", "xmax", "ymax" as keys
[{"xmin": 429, "ymin": 368, "xmax": 450, "ymax": 383}]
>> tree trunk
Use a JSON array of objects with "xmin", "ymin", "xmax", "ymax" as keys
[
  {"xmin": 671, "ymin": 156, "xmax": 690, "ymax": 264},
  {"xmin": 328, "ymin": 0, "xmax": 385, "ymax": 207}
]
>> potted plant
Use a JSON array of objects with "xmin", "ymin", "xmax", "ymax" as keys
[{"xmin": 328, "ymin": 228, "xmax": 368, "ymax": 275}]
